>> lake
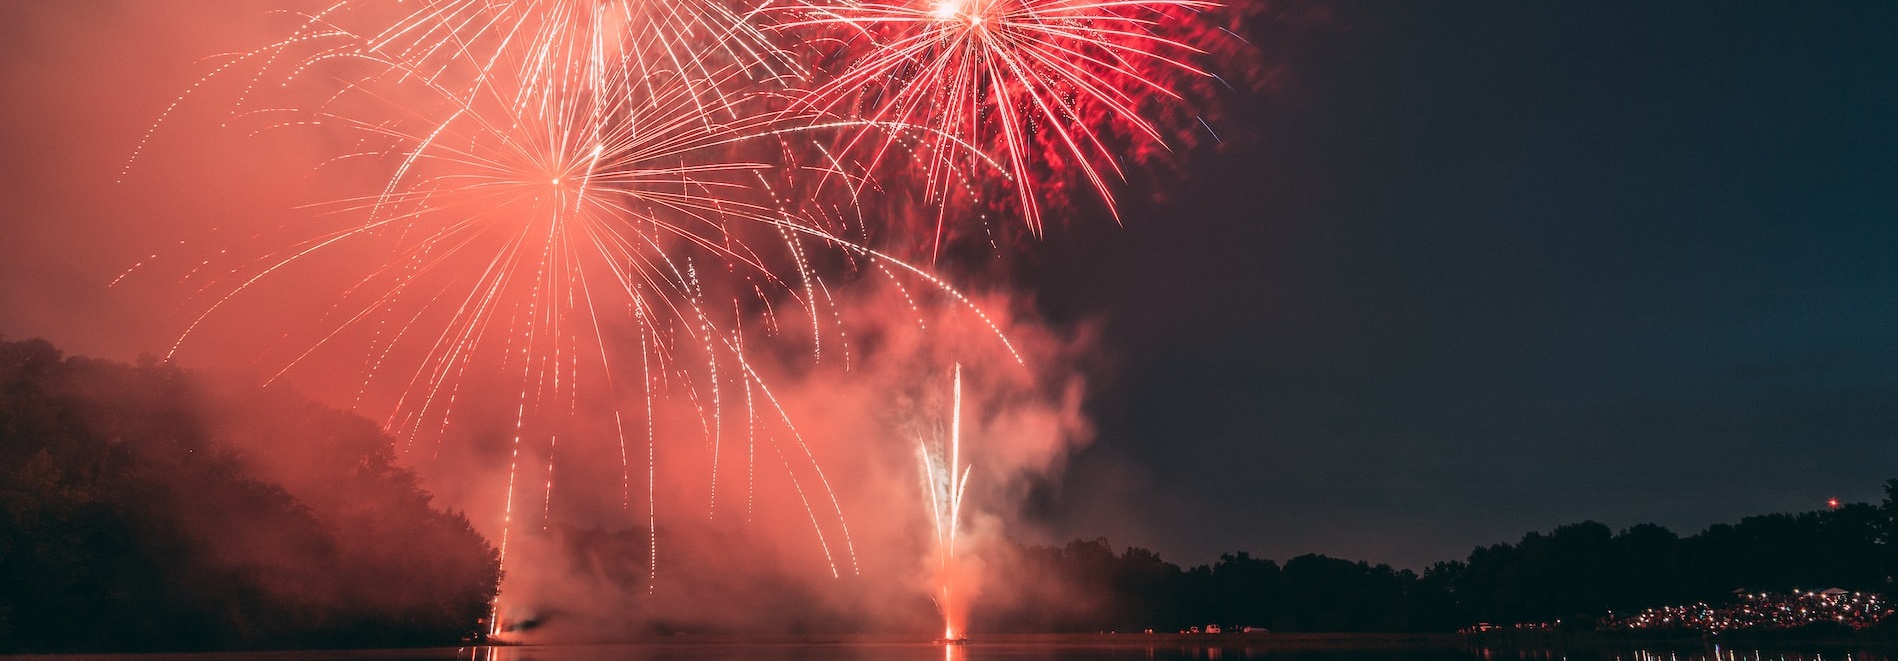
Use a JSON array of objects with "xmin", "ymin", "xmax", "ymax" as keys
[{"xmin": 15, "ymin": 638, "xmax": 1892, "ymax": 661}]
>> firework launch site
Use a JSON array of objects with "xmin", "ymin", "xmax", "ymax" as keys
[{"xmin": 12, "ymin": 339, "xmax": 1898, "ymax": 654}]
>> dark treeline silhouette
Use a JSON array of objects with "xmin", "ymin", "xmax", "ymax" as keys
[
  {"xmin": 8, "ymin": 337, "xmax": 1898, "ymax": 646},
  {"xmin": 974, "ymin": 495, "xmax": 1898, "ymax": 634},
  {"xmin": 0, "ymin": 338, "xmax": 499, "ymax": 653}
]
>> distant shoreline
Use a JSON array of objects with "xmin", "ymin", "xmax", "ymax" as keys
[
  {"xmin": 498, "ymin": 631, "xmax": 1898, "ymax": 648},
  {"xmin": 959, "ymin": 632, "xmax": 1464, "ymax": 648},
  {"xmin": 13, "ymin": 631, "xmax": 1898, "ymax": 658}
]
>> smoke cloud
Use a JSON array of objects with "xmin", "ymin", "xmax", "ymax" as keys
[
  {"xmin": 451, "ymin": 280, "xmax": 1100, "ymax": 640},
  {"xmin": 0, "ymin": 0, "xmax": 1257, "ymax": 641}
]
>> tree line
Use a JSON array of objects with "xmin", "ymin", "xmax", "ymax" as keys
[
  {"xmin": 0, "ymin": 338, "xmax": 499, "ymax": 653},
  {"xmin": 7, "ymin": 336, "xmax": 1896, "ymax": 646},
  {"xmin": 972, "ymin": 492, "xmax": 1898, "ymax": 634}
]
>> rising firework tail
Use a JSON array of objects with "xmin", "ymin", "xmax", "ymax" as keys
[{"xmin": 921, "ymin": 363, "xmax": 972, "ymax": 642}]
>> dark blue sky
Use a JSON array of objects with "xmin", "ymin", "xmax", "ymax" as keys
[{"xmin": 1025, "ymin": 1, "xmax": 1898, "ymax": 568}]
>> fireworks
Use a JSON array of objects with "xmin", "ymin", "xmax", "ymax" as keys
[
  {"xmin": 149, "ymin": 0, "xmax": 869, "ymax": 630},
  {"xmin": 776, "ymin": 0, "xmax": 1220, "ymax": 247},
  {"xmin": 921, "ymin": 363, "xmax": 973, "ymax": 642},
  {"xmin": 125, "ymin": 0, "xmax": 1238, "ymax": 638}
]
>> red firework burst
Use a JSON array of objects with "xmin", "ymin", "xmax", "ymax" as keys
[{"xmin": 778, "ymin": 0, "xmax": 1224, "ymax": 248}]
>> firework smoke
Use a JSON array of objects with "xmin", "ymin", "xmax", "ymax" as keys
[
  {"xmin": 444, "ymin": 284, "xmax": 1096, "ymax": 639},
  {"xmin": 59, "ymin": 0, "xmax": 1240, "ymax": 637}
]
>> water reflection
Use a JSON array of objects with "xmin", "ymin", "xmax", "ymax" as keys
[
  {"xmin": 1617, "ymin": 649, "xmax": 1886, "ymax": 661},
  {"xmin": 1474, "ymin": 646, "xmax": 1888, "ymax": 661},
  {"xmin": 53, "ymin": 641, "xmax": 1898, "ymax": 661}
]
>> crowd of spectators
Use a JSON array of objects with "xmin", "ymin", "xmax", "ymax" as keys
[{"xmin": 1602, "ymin": 589, "xmax": 1891, "ymax": 633}]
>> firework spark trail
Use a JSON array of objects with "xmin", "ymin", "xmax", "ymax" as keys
[
  {"xmin": 921, "ymin": 363, "xmax": 972, "ymax": 641},
  {"xmin": 542, "ymin": 435, "xmax": 559, "ymax": 531},
  {"xmin": 144, "ymin": 0, "xmax": 819, "ymax": 585},
  {"xmin": 776, "ymin": 0, "xmax": 1219, "ymax": 243},
  {"xmin": 129, "ymin": 0, "xmax": 1200, "ymax": 635},
  {"xmin": 141, "ymin": 0, "xmax": 1016, "ymax": 617},
  {"xmin": 335, "ymin": 0, "xmax": 801, "ymax": 113}
]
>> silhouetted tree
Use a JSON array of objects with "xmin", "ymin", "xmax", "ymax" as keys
[
  {"xmin": 0, "ymin": 339, "xmax": 498, "ymax": 653},
  {"xmin": 968, "ymin": 487, "xmax": 1898, "ymax": 634}
]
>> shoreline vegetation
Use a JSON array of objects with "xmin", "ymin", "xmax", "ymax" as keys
[
  {"xmin": 465, "ymin": 632, "xmax": 1898, "ymax": 647},
  {"xmin": 468, "ymin": 631, "xmax": 1898, "ymax": 648},
  {"xmin": 0, "ymin": 339, "xmax": 499, "ymax": 653},
  {"xmin": 10, "ymin": 338, "xmax": 1898, "ymax": 654},
  {"xmin": 19, "ymin": 632, "xmax": 1898, "ymax": 660}
]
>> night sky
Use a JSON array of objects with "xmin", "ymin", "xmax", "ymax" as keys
[
  {"xmin": 5, "ymin": 1, "xmax": 1898, "ymax": 573},
  {"xmin": 1023, "ymin": 2, "xmax": 1898, "ymax": 568}
]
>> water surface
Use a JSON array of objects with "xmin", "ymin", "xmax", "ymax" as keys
[{"xmin": 20, "ymin": 638, "xmax": 1894, "ymax": 661}]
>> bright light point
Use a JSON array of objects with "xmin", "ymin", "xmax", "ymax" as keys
[
  {"xmin": 551, "ymin": 178, "xmax": 561, "ymax": 185},
  {"xmin": 931, "ymin": 1, "xmax": 962, "ymax": 21}
]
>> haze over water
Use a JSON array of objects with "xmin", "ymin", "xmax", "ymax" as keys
[{"xmin": 20, "ymin": 642, "xmax": 1892, "ymax": 661}]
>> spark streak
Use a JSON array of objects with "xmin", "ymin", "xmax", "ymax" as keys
[
  {"xmin": 922, "ymin": 363, "xmax": 972, "ymax": 641},
  {"xmin": 779, "ymin": 0, "xmax": 1220, "ymax": 242},
  {"xmin": 126, "ymin": 0, "xmax": 1238, "ymax": 638}
]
